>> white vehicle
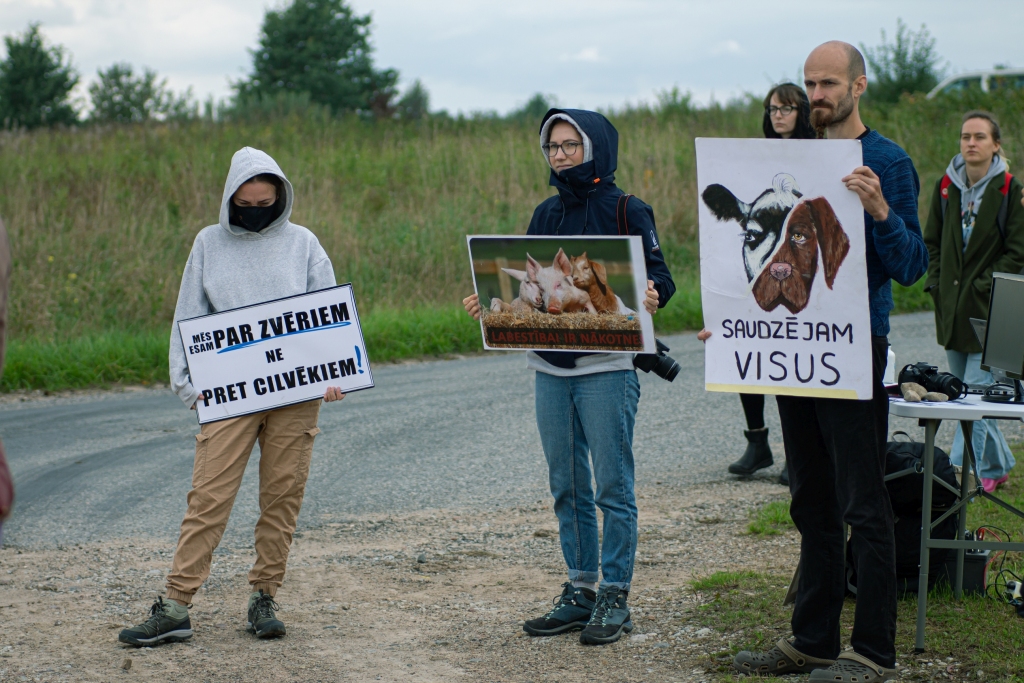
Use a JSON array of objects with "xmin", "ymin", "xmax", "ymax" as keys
[{"xmin": 927, "ymin": 68, "xmax": 1024, "ymax": 99}]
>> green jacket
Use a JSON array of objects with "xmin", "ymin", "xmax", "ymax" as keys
[{"xmin": 924, "ymin": 173, "xmax": 1024, "ymax": 352}]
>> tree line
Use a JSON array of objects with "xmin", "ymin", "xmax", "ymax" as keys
[{"xmin": 0, "ymin": 7, "xmax": 947, "ymax": 131}]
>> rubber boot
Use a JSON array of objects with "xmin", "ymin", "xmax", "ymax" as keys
[
  {"xmin": 779, "ymin": 460, "xmax": 790, "ymax": 487},
  {"xmin": 728, "ymin": 428, "xmax": 774, "ymax": 475}
]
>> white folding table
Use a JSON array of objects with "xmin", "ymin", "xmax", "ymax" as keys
[{"xmin": 888, "ymin": 395, "xmax": 1024, "ymax": 651}]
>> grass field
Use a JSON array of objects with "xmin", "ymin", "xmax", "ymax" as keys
[
  {"xmin": 701, "ymin": 445, "xmax": 1024, "ymax": 681},
  {"xmin": 1, "ymin": 89, "xmax": 1022, "ymax": 389}
]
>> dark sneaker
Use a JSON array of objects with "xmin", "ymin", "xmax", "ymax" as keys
[
  {"xmin": 247, "ymin": 590, "xmax": 285, "ymax": 639},
  {"xmin": 579, "ymin": 586, "xmax": 633, "ymax": 645},
  {"xmin": 118, "ymin": 597, "xmax": 193, "ymax": 647},
  {"xmin": 523, "ymin": 582, "xmax": 596, "ymax": 636}
]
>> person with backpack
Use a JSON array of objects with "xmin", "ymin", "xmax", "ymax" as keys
[
  {"xmin": 463, "ymin": 108, "xmax": 674, "ymax": 645},
  {"xmin": 728, "ymin": 83, "xmax": 815, "ymax": 486},
  {"xmin": 924, "ymin": 110, "xmax": 1024, "ymax": 493}
]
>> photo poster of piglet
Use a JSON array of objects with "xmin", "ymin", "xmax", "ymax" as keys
[
  {"xmin": 466, "ymin": 235, "xmax": 656, "ymax": 354},
  {"xmin": 695, "ymin": 138, "xmax": 873, "ymax": 400}
]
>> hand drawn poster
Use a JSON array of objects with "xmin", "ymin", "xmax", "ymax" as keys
[
  {"xmin": 178, "ymin": 284, "xmax": 373, "ymax": 423},
  {"xmin": 696, "ymin": 138, "xmax": 872, "ymax": 400},
  {"xmin": 467, "ymin": 235, "xmax": 655, "ymax": 353}
]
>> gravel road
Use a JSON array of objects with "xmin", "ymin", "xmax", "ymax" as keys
[{"xmin": 3, "ymin": 312, "xmax": 1012, "ymax": 549}]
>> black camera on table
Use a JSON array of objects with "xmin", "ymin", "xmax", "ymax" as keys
[
  {"xmin": 633, "ymin": 339, "xmax": 680, "ymax": 382},
  {"xmin": 897, "ymin": 362, "xmax": 966, "ymax": 400}
]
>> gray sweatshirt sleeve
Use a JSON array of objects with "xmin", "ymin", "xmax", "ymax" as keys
[
  {"xmin": 308, "ymin": 250, "xmax": 337, "ymax": 291},
  {"xmin": 169, "ymin": 243, "xmax": 210, "ymax": 408}
]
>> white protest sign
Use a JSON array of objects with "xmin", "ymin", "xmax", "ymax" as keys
[
  {"xmin": 696, "ymin": 138, "xmax": 872, "ymax": 400},
  {"xmin": 178, "ymin": 284, "xmax": 373, "ymax": 423}
]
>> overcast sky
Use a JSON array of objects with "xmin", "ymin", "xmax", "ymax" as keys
[{"xmin": 2, "ymin": 0, "xmax": 1022, "ymax": 115}]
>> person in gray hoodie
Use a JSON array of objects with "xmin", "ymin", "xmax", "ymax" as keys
[
  {"xmin": 120, "ymin": 147, "xmax": 345, "ymax": 647},
  {"xmin": 924, "ymin": 111, "xmax": 1024, "ymax": 493}
]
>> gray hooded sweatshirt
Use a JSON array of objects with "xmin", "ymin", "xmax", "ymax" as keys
[
  {"xmin": 169, "ymin": 147, "xmax": 336, "ymax": 408},
  {"xmin": 945, "ymin": 152, "xmax": 1007, "ymax": 250}
]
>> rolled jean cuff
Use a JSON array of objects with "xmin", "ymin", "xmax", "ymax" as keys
[
  {"xmin": 599, "ymin": 580, "xmax": 630, "ymax": 592},
  {"xmin": 251, "ymin": 582, "xmax": 278, "ymax": 597},
  {"xmin": 165, "ymin": 587, "xmax": 195, "ymax": 604},
  {"xmin": 568, "ymin": 569, "xmax": 600, "ymax": 583}
]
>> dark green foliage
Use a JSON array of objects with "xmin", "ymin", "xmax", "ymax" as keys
[
  {"xmin": 861, "ymin": 19, "xmax": 944, "ymax": 103},
  {"xmin": 89, "ymin": 63, "xmax": 197, "ymax": 123},
  {"xmin": 233, "ymin": 0, "xmax": 397, "ymax": 117},
  {"xmin": 507, "ymin": 93, "xmax": 555, "ymax": 123},
  {"xmin": 0, "ymin": 23, "xmax": 78, "ymax": 129},
  {"xmin": 396, "ymin": 80, "xmax": 430, "ymax": 120}
]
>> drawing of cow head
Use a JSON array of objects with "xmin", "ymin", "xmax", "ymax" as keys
[{"xmin": 702, "ymin": 173, "xmax": 803, "ymax": 282}]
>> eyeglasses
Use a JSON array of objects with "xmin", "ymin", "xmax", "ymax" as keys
[
  {"xmin": 542, "ymin": 141, "xmax": 582, "ymax": 157},
  {"xmin": 766, "ymin": 105, "xmax": 797, "ymax": 117}
]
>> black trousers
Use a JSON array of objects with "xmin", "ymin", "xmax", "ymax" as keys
[
  {"xmin": 776, "ymin": 336, "xmax": 896, "ymax": 667},
  {"xmin": 739, "ymin": 393, "xmax": 765, "ymax": 430}
]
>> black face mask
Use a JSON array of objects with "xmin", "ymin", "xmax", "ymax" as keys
[{"xmin": 232, "ymin": 201, "xmax": 281, "ymax": 233}]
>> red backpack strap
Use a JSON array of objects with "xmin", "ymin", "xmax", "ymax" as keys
[
  {"xmin": 996, "ymin": 172, "xmax": 1013, "ymax": 243},
  {"xmin": 615, "ymin": 194, "xmax": 633, "ymax": 236},
  {"xmin": 939, "ymin": 174, "xmax": 953, "ymax": 223}
]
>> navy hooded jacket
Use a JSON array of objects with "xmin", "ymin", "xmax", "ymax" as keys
[
  {"xmin": 528, "ymin": 109, "xmax": 675, "ymax": 305},
  {"xmin": 528, "ymin": 109, "xmax": 675, "ymax": 368}
]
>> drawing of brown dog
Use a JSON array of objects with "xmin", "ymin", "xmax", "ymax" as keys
[{"xmin": 750, "ymin": 196, "xmax": 850, "ymax": 314}]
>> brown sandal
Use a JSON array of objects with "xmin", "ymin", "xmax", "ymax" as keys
[
  {"xmin": 733, "ymin": 637, "xmax": 835, "ymax": 675},
  {"xmin": 808, "ymin": 651, "xmax": 896, "ymax": 683}
]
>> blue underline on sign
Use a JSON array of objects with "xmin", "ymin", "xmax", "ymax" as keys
[{"xmin": 216, "ymin": 321, "xmax": 352, "ymax": 354}]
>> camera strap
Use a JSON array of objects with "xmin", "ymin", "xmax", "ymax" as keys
[{"xmin": 615, "ymin": 194, "xmax": 634, "ymax": 236}]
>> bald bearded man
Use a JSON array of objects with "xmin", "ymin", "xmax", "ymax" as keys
[{"xmin": 730, "ymin": 42, "xmax": 928, "ymax": 682}]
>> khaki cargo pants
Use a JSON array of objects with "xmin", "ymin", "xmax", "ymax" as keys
[{"xmin": 166, "ymin": 399, "xmax": 321, "ymax": 602}]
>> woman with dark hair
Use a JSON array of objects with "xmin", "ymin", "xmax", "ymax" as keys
[
  {"xmin": 727, "ymin": 83, "xmax": 815, "ymax": 486},
  {"xmin": 924, "ymin": 110, "xmax": 1024, "ymax": 493}
]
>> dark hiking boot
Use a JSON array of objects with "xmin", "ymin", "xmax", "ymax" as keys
[
  {"xmin": 523, "ymin": 582, "xmax": 596, "ymax": 636},
  {"xmin": 728, "ymin": 427, "xmax": 774, "ymax": 475},
  {"xmin": 779, "ymin": 460, "xmax": 790, "ymax": 487},
  {"xmin": 247, "ymin": 590, "xmax": 285, "ymax": 639},
  {"xmin": 118, "ymin": 597, "xmax": 193, "ymax": 646},
  {"xmin": 579, "ymin": 586, "xmax": 632, "ymax": 645}
]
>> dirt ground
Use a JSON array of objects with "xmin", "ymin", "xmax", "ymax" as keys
[{"xmin": 0, "ymin": 480, "xmax": 797, "ymax": 683}]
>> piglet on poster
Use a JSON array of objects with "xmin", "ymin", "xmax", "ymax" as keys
[{"xmin": 696, "ymin": 138, "xmax": 873, "ymax": 400}]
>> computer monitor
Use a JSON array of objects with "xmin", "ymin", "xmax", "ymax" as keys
[
  {"xmin": 978, "ymin": 273, "xmax": 1024, "ymax": 403},
  {"xmin": 981, "ymin": 273, "xmax": 1024, "ymax": 380}
]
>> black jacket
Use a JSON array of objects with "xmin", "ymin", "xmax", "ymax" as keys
[
  {"xmin": 527, "ymin": 108, "xmax": 676, "ymax": 306},
  {"xmin": 527, "ymin": 109, "xmax": 675, "ymax": 368}
]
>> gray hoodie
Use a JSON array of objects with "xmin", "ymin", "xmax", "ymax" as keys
[
  {"xmin": 169, "ymin": 147, "xmax": 336, "ymax": 408},
  {"xmin": 945, "ymin": 152, "xmax": 1007, "ymax": 250}
]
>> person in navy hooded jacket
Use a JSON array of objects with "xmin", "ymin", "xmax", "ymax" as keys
[{"xmin": 464, "ymin": 108, "xmax": 674, "ymax": 645}]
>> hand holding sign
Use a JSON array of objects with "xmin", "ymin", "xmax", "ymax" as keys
[{"xmin": 324, "ymin": 386, "xmax": 345, "ymax": 402}]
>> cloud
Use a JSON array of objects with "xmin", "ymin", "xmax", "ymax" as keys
[
  {"xmin": 712, "ymin": 39, "xmax": 744, "ymax": 56},
  {"xmin": 561, "ymin": 47, "xmax": 600, "ymax": 63}
]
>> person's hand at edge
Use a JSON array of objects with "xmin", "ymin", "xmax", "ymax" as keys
[
  {"xmin": 842, "ymin": 166, "xmax": 889, "ymax": 221},
  {"xmin": 644, "ymin": 280, "xmax": 659, "ymax": 315},
  {"xmin": 324, "ymin": 386, "xmax": 345, "ymax": 402},
  {"xmin": 697, "ymin": 329, "xmax": 712, "ymax": 343},
  {"xmin": 463, "ymin": 294, "xmax": 482, "ymax": 320}
]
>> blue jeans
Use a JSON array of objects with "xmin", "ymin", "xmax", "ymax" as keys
[
  {"xmin": 534, "ymin": 370, "xmax": 640, "ymax": 591},
  {"xmin": 946, "ymin": 350, "xmax": 1016, "ymax": 480}
]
